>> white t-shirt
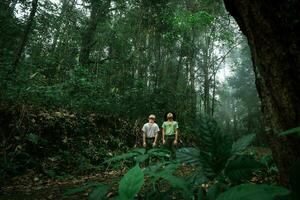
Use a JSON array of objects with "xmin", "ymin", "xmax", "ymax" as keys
[{"xmin": 142, "ymin": 122, "xmax": 160, "ymax": 138}]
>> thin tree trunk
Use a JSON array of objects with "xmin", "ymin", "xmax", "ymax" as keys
[
  {"xmin": 11, "ymin": 0, "xmax": 38, "ymax": 73},
  {"xmin": 154, "ymin": 32, "xmax": 162, "ymax": 90},
  {"xmin": 211, "ymin": 72, "xmax": 216, "ymax": 117},
  {"xmin": 50, "ymin": 0, "xmax": 69, "ymax": 56},
  {"xmin": 224, "ymin": 0, "xmax": 300, "ymax": 186},
  {"xmin": 203, "ymin": 41, "xmax": 210, "ymax": 115}
]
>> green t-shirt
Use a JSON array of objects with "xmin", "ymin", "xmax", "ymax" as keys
[{"xmin": 162, "ymin": 121, "xmax": 178, "ymax": 136}]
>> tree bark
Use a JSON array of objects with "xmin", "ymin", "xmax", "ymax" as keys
[
  {"xmin": 223, "ymin": 0, "xmax": 300, "ymax": 186},
  {"xmin": 79, "ymin": 0, "xmax": 110, "ymax": 66},
  {"xmin": 203, "ymin": 34, "xmax": 212, "ymax": 115},
  {"xmin": 211, "ymin": 71, "xmax": 216, "ymax": 117},
  {"xmin": 11, "ymin": 0, "xmax": 38, "ymax": 73}
]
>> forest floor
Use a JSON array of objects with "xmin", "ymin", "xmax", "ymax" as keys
[
  {"xmin": 1, "ymin": 169, "xmax": 125, "ymax": 200},
  {"xmin": 1, "ymin": 164, "xmax": 196, "ymax": 200},
  {"xmin": 1, "ymin": 148, "xmax": 273, "ymax": 200}
]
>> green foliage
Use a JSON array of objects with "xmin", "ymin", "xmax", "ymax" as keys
[
  {"xmin": 63, "ymin": 182, "xmax": 108, "ymax": 197},
  {"xmin": 0, "ymin": 105, "xmax": 137, "ymax": 181},
  {"xmin": 144, "ymin": 162, "xmax": 193, "ymax": 199},
  {"xmin": 172, "ymin": 9, "xmax": 214, "ymax": 32},
  {"xmin": 231, "ymin": 133, "xmax": 256, "ymax": 154},
  {"xmin": 176, "ymin": 147, "xmax": 200, "ymax": 165},
  {"xmin": 0, "ymin": 0, "xmax": 238, "ymax": 138},
  {"xmin": 176, "ymin": 118, "xmax": 261, "ymax": 199},
  {"xmin": 216, "ymin": 184, "xmax": 290, "ymax": 200},
  {"xmin": 105, "ymin": 152, "xmax": 141, "ymax": 164},
  {"xmin": 118, "ymin": 165, "xmax": 144, "ymax": 200},
  {"xmin": 278, "ymin": 126, "xmax": 300, "ymax": 138},
  {"xmin": 177, "ymin": 131, "xmax": 257, "ymax": 182},
  {"xmin": 259, "ymin": 151, "xmax": 278, "ymax": 176},
  {"xmin": 26, "ymin": 133, "xmax": 40, "ymax": 144},
  {"xmin": 194, "ymin": 117, "xmax": 233, "ymax": 177},
  {"xmin": 89, "ymin": 185, "xmax": 110, "ymax": 200},
  {"xmin": 105, "ymin": 148, "xmax": 170, "ymax": 167},
  {"xmin": 100, "ymin": 147, "xmax": 193, "ymax": 199},
  {"xmin": 42, "ymin": 150, "xmax": 98, "ymax": 178},
  {"xmin": 225, "ymin": 155, "xmax": 261, "ymax": 183},
  {"xmin": 0, "ymin": 151, "xmax": 34, "ymax": 180},
  {"xmin": 175, "ymin": 118, "xmax": 294, "ymax": 200},
  {"xmin": 0, "ymin": 1, "xmax": 282, "ymax": 200},
  {"xmin": 207, "ymin": 183, "xmax": 224, "ymax": 200},
  {"xmin": 147, "ymin": 148, "xmax": 170, "ymax": 158},
  {"xmin": 186, "ymin": 168, "xmax": 208, "ymax": 187}
]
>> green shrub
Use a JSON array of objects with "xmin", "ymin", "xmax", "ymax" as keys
[{"xmin": 216, "ymin": 184, "xmax": 289, "ymax": 200}]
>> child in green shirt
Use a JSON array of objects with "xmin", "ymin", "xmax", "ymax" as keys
[{"xmin": 162, "ymin": 112, "xmax": 179, "ymax": 159}]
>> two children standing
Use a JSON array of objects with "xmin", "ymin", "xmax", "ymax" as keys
[{"xmin": 142, "ymin": 113, "xmax": 179, "ymax": 158}]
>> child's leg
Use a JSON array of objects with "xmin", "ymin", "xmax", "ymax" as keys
[
  {"xmin": 145, "ymin": 138, "xmax": 154, "ymax": 165},
  {"xmin": 165, "ymin": 135, "xmax": 175, "ymax": 160}
]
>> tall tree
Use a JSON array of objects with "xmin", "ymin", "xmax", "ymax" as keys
[
  {"xmin": 0, "ymin": 0, "xmax": 20, "ymax": 63},
  {"xmin": 11, "ymin": 0, "xmax": 39, "ymax": 73},
  {"xmin": 79, "ymin": 0, "xmax": 111, "ymax": 66},
  {"xmin": 223, "ymin": 0, "xmax": 300, "ymax": 186}
]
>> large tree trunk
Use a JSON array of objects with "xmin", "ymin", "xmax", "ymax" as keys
[
  {"xmin": 0, "ymin": 1, "xmax": 14, "ymax": 61},
  {"xmin": 79, "ymin": 1, "xmax": 99, "ymax": 66},
  {"xmin": 79, "ymin": 0, "xmax": 110, "ymax": 66},
  {"xmin": 12, "ymin": 0, "xmax": 38, "ymax": 73},
  {"xmin": 223, "ymin": 0, "xmax": 300, "ymax": 186}
]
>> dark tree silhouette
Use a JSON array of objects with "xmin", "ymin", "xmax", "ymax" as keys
[
  {"xmin": 12, "ymin": 0, "xmax": 39, "ymax": 73},
  {"xmin": 79, "ymin": 0, "xmax": 111, "ymax": 66},
  {"xmin": 223, "ymin": 0, "xmax": 300, "ymax": 186}
]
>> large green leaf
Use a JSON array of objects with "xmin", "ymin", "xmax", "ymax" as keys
[
  {"xmin": 176, "ymin": 147, "xmax": 201, "ymax": 165},
  {"xmin": 225, "ymin": 155, "xmax": 261, "ymax": 183},
  {"xmin": 143, "ymin": 162, "xmax": 164, "ymax": 175},
  {"xmin": 119, "ymin": 165, "xmax": 144, "ymax": 200},
  {"xmin": 160, "ymin": 174, "xmax": 193, "ymax": 199},
  {"xmin": 131, "ymin": 148, "xmax": 146, "ymax": 155},
  {"xmin": 278, "ymin": 126, "xmax": 300, "ymax": 138},
  {"xmin": 134, "ymin": 154, "xmax": 149, "ymax": 163},
  {"xmin": 147, "ymin": 148, "xmax": 170, "ymax": 158},
  {"xmin": 207, "ymin": 183, "xmax": 223, "ymax": 200},
  {"xmin": 145, "ymin": 162, "xmax": 192, "ymax": 198},
  {"xmin": 231, "ymin": 134, "xmax": 255, "ymax": 154},
  {"xmin": 105, "ymin": 148, "xmax": 146, "ymax": 164},
  {"xmin": 146, "ymin": 163, "xmax": 180, "ymax": 181},
  {"xmin": 216, "ymin": 184, "xmax": 290, "ymax": 200},
  {"xmin": 196, "ymin": 117, "xmax": 232, "ymax": 176},
  {"xmin": 104, "ymin": 152, "xmax": 139, "ymax": 163},
  {"xmin": 88, "ymin": 185, "xmax": 110, "ymax": 200},
  {"xmin": 186, "ymin": 168, "xmax": 208, "ymax": 186}
]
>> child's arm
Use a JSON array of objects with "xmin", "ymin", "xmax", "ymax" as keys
[
  {"xmin": 162, "ymin": 129, "xmax": 165, "ymax": 144},
  {"xmin": 162, "ymin": 122, "xmax": 166, "ymax": 144},
  {"xmin": 153, "ymin": 132, "xmax": 158, "ymax": 146},
  {"xmin": 174, "ymin": 128, "xmax": 178, "ymax": 144},
  {"xmin": 143, "ymin": 131, "xmax": 146, "ymax": 147},
  {"xmin": 174, "ymin": 122, "xmax": 179, "ymax": 145}
]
